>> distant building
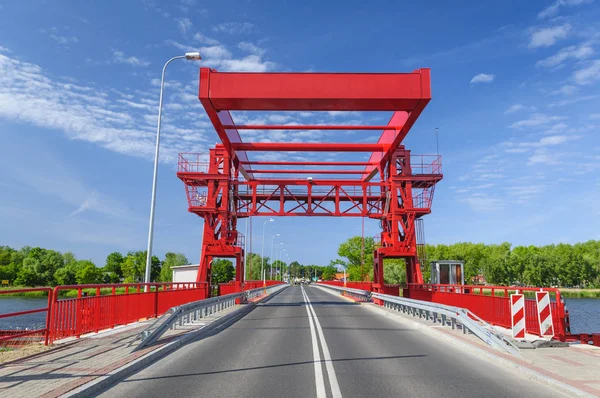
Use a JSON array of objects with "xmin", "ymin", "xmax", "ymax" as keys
[
  {"xmin": 334, "ymin": 272, "xmax": 346, "ymax": 281},
  {"xmin": 172, "ymin": 264, "xmax": 199, "ymax": 283},
  {"xmin": 471, "ymin": 274, "xmax": 487, "ymax": 285}
]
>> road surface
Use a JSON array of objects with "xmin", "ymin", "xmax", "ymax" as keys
[{"xmin": 98, "ymin": 285, "xmax": 565, "ymax": 397}]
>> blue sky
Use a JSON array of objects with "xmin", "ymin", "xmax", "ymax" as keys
[{"xmin": 0, "ymin": 0, "xmax": 599, "ymax": 268}]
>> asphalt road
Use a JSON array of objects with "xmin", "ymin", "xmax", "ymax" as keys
[{"xmin": 97, "ymin": 286, "xmax": 566, "ymax": 398}]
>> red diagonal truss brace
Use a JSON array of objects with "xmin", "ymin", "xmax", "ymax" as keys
[{"xmin": 177, "ymin": 68, "xmax": 442, "ymax": 297}]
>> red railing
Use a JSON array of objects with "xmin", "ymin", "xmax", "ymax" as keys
[
  {"xmin": 178, "ymin": 153, "xmax": 209, "ymax": 173},
  {"xmin": 48, "ymin": 282, "xmax": 208, "ymax": 343},
  {"xmin": 407, "ymin": 283, "xmax": 566, "ymax": 340},
  {"xmin": 409, "ymin": 155, "xmax": 442, "ymax": 175},
  {"xmin": 0, "ymin": 287, "xmax": 53, "ymax": 347}
]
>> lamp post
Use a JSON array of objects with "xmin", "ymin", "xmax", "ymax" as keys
[
  {"xmin": 275, "ymin": 244, "xmax": 283, "ymax": 281},
  {"xmin": 270, "ymin": 233, "xmax": 280, "ymax": 279},
  {"xmin": 277, "ymin": 247, "xmax": 285, "ymax": 281},
  {"xmin": 144, "ymin": 52, "xmax": 201, "ymax": 288},
  {"xmin": 261, "ymin": 218, "xmax": 274, "ymax": 287}
]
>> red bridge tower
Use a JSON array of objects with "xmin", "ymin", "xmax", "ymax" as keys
[{"xmin": 177, "ymin": 68, "xmax": 442, "ymax": 297}]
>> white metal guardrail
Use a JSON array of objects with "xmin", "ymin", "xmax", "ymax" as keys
[
  {"xmin": 316, "ymin": 284, "xmax": 371, "ymax": 301},
  {"xmin": 372, "ymin": 292, "xmax": 521, "ymax": 357},
  {"xmin": 316, "ymin": 283, "xmax": 520, "ymax": 357},
  {"xmin": 138, "ymin": 284, "xmax": 288, "ymax": 349}
]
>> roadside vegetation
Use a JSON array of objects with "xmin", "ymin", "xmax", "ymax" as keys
[
  {"xmin": 2, "ymin": 238, "xmax": 600, "ymax": 296},
  {"xmin": 329, "ymin": 237, "xmax": 600, "ymax": 291}
]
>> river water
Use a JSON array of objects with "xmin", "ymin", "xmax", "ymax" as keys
[
  {"xmin": 0, "ymin": 297, "xmax": 48, "ymax": 330},
  {"xmin": 1, "ymin": 296, "xmax": 599, "ymax": 333}
]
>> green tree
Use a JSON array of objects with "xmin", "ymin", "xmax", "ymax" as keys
[
  {"xmin": 334, "ymin": 236, "xmax": 374, "ymax": 281},
  {"xmin": 55, "ymin": 267, "xmax": 77, "ymax": 285},
  {"xmin": 321, "ymin": 265, "xmax": 337, "ymax": 280},
  {"xmin": 15, "ymin": 265, "xmax": 39, "ymax": 287},
  {"xmin": 211, "ymin": 259, "xmax": 234, "ymax": 284},
  {"xmin": 122, "ymin": 251, "xmax": 160, "ymax": 282},
  {"xmin": 75, "ymin": 260, "xmax": 101, "ymax": 284},
  {"xmin": 383, "ymin": 259, "xmax": 406, "ymax": 284},
  {"xmin": 121, "ymin": 254, "xmax": 137, "ymax": 282},
  {"xmin": 160, "ymin": 252, "xmax": 189, "ymax": 282},
  {"xmin": 104, "ymin": 252, "xmax": 124, "ymax": 280}
]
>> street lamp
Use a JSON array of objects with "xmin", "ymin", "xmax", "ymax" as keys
[
  {"xmin": 276, "ymin": 244, "xmax": 284, "ymax": 280},
  {"xmin": 144, "ymin": 52, "xmax": 202, "ymax": 288},
  {"xmin": 261, "ymin": 218, "xmax": 274, "ymax": 286},
  {"xmin": 270, "ymin": 233, "xmax": 280, "ymax": 279},
  {"xmin": 277, "ymin": 247, "xmax": 285, "ymax": 280}
]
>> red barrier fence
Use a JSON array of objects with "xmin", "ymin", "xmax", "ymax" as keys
[
  {"xmin": 0, "ymin": 287, "xmax": 53, "ymax": 347},
  {"xmin": 48, "ymin": 282, "xmax": 208, "ymax": 343},
  {"xmin": 2, "ymin": 281, "xmax": 289, "ymax": 346},
  {"xmin": 407, "ymin": 284, "xmax": 566, "ymax": 340}
]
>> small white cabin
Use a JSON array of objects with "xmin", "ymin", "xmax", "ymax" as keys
[{"xmin": 171, "ymin": 264, "xmax": 199, "ymax": 283}]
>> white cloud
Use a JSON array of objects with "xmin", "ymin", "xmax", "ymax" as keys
[
  {"xmin": 573, "ymin": 59, "xmax": 600, "ymax": 85},
  {"xmin": 510, "ymin": 113, "xmax": 568, "ymax": 128},
  {"xmin": 0, "ymin": 143, "xmax": 133, "ymax": 219},
  {"xmin": 459, "ymin": 194, "xmax": 503, "ymax": 212},
  {"xmin": 193, "ymin": 32, "xmax": 220, "ymax": 46},
  {"xmin": 0, "ymin": 45, "xmax": 10, "ymax": 53},
  {"xmin": 505, "ymin": 104, "xmax": 525, "ymax": 114},
  {"xmin": 502, "ymin": 134, "xmax": 581, "ymax": 154},
  {"xmin": 212, "ymin": 22, "xmax": 254, "ymax": 34},
  {"xmin": 176, "ymin": 17, "xmax": 193, "ymax": 34},
  {"xmin": 200, "ymin": 45, "xmax": 232, "ymax": 60},
  {"xmin": 41, "ymin": 27, "xmax": 79, "ymax": 46},
  {"xmin": 470, "ymin": 73, "xmax": 495, "ymax": 84},
  {"xmin": 538, "ymin": 0, "xmax": 592, "ymax": 19},
  {"xmin": 0, "ymin": 52, "xmax": 207, "ymax": 163},
  {"xmin": 238, "ymin": 42, "xmax": 265, "ymax": 56},
  {"xmin": 552, "ymin": 84, "xmax": 578, "ymax": 95},
  {"xmin": 536, "ymin": 45, "xmax": 594, "ymax": 68},
  {"xmin": 590, "ymin": 113, "xmax": 600, "ymax": 119},
  {"xmin": 200, "ymin": 45, "xmax": 277, "ymax": 72},
  {"xmin": 528, "ymin": 149, "xmax": 558, "ymax": 165},
  {"xmin": 113, "ymin": 50, "xmax": 150, "ymax": 67},
  {"xmin": 548, "ymin": 94, "xmax": 597, "ymax": 107},
  {"xmin": 528, "ymin": 24, "xmax": 571, "ymax": 48}
]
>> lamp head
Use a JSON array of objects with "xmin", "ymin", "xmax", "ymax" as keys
[{"xmin": 185, "ymin": 52, "xmax": 202, "ymax": 60}]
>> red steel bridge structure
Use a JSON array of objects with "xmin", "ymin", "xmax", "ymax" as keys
[{"xmin": 177, "ymin": 67, "xmax": 442, "ymax": 297}]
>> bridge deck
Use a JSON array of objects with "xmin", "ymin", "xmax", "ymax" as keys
[{"xmin": 98, "ymin": 286, "xmax": 565, "ymax": 398}]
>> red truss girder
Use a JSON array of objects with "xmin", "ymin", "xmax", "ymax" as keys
[{"xmin": 181, "ymin": 67, "xmax": 439, "ymax": 295}]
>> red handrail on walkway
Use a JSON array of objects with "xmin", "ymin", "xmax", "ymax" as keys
[
  {"xmin": 48, "ymin": 282, "xmax": 208, "ymax": 343},
  {"xmin": 0, "ymin": 287, "xmax": 53, "ymax": 346}
]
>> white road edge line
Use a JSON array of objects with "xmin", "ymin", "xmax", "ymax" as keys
[
  {"xmin": 302, "ymin": 286, "xmax": 343, "ymax": 398},
  {"xmin": 301, "ymin": 285, "xmax": 327, "ymax": 398}
]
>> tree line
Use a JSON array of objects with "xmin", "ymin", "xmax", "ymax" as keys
[
  {"xmin": 331, "ymin": 238, "xmax": 600, "ymax": 288},
  {"xmin": 0, "ymin": 245, "xmax": 336, "ymax": 287},
  {"xmin": 0, "ymin": 246, "xmax": 191, "ymax": 287}
]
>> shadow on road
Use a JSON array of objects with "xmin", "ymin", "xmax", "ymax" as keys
[{"xmin": 121, "ymin": 354, "xmax": 428, "ymax": 382}]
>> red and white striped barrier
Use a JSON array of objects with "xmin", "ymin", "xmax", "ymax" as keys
[
  {"xmin": 536, "ymin": 291, "xmax": 554, "ymax": 338},
  {"xmin": 511, "ymin": 293, "xmax": 525, "ymax": 339}
]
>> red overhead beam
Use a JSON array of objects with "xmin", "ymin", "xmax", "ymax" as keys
[
  {"xmin": 231, "ymin": 143, "xmax": 387, "ymax": 152},
  {"xmin": 223, "ymin": 125, "xmax": 402, "ymax": 130},
  {"xmin": 202, "ymin": 68, "xmax": 431, "ymax": 111},
  {"xmin": 242, "ymin": 161, "xmax": 373, "ymax": 166},
  {"xmin": 248, "ymin": 169, "xmax": 369, "ymax": 174}
]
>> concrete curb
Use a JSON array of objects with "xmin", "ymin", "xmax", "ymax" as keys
[
  {"xmin": 316, "ymin": 286, "xmax": 594, "ymax": 398},
  {"xmin": 63, "ymin": 286, "xmax": 289, "ymax": 397}
]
